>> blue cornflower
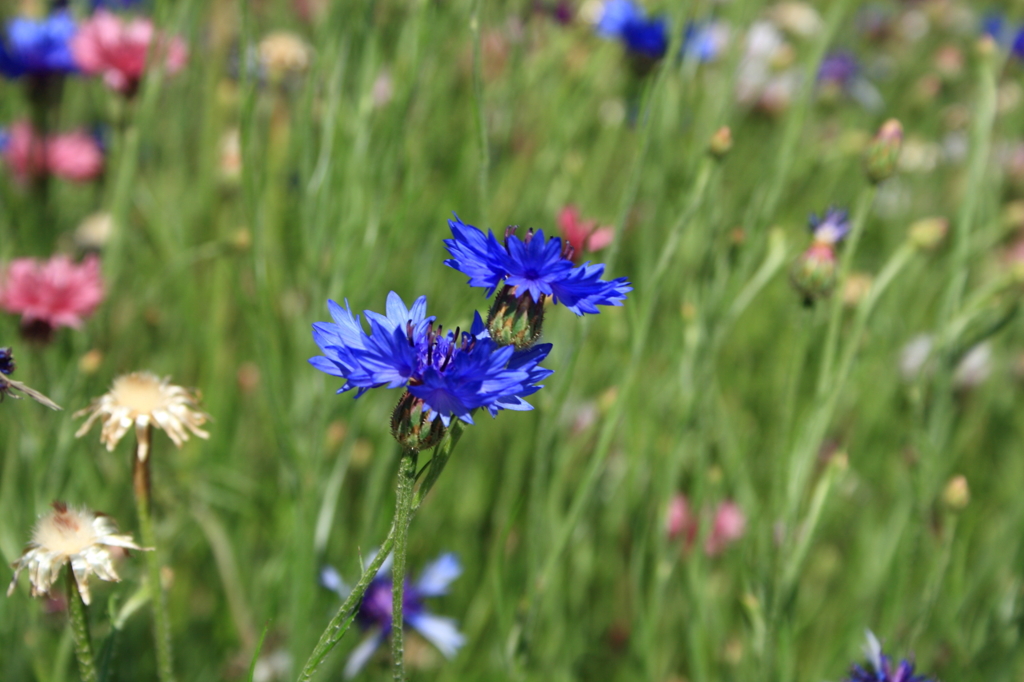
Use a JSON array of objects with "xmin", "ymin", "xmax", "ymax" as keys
[
  {"xmin": 0, "ymin": 11, "xmax": 78, "ymax": 79},
  {"xmin": 809, "ymin": 207, "xmax": 850, "ymax": 245},
  {"xmin": 321, "ymin": 552, "xmax": 465, "ymax": 679},
  {"xmin": 595, "ymin": 0, "xmax": 669, "ymax": 61},
  {"xmin": 310, "ymin": 291, "xmax": 552, "ymax": 431},
  {"xmin": 845, "ymin": 632, "xmax": 934, "ymax": 682},
  {"xmin": 0, "ymin": 347, "xmax": 15, "ymax": 376},
  {"xmin": 445, "ymin": 215, "xmax": 631, "ymax": 315},
  {"xmin": 818, "ymin": 51, "xmax": 859, "ymax": 89},
  {"xmin": 681, "ymin": 20, "xmax": 728, "ymax": 63}
]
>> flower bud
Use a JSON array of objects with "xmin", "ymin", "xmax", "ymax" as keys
[
  {"xmin": 942, "ymin": 475, "xmax": 970, "ymax": 511},
  {"xmin": 908, "ymin": 216, "xmax": 948, "ymax": 251},
  {"xmin": 487, "ymin": 284, "xmax": 545, "ymax": 350},
  {"xmin": 864, "ymin": 119, "xmax": 903, "ymax": 184},
  {"xmin": 391, "ymin": 391, "xmax": 447, "ymax": 452},
  {"xmin": 708, "ymin": 126, "xmax": 733, "ymax": 159},
  {"xmin": 790, "ymin": 242, "xmax": 837, "ymax": 303}
]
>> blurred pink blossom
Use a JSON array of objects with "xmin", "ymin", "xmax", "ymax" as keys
[
  {"xmin": 666, "ymin": 494, "xmax": 746, "ymax": 557},
  {"xmin": 0, "ymin": 255, "xmax": 104, "ymax": 332},
  {"xmin": 1, "ymin": 121, "xmax": 48, "ymax": 181},
  {"xmin": 704, "ymin": 501, "xmax": 746, "ymax": 557},
  {"xmin": 46, "ymin": 131, "xmax": 104, "ymax": 181},
  {"xmin": 71, "ymin": 11, "xmax": 188, "ymax": 95},
  {"xmin": 1, "ymin": 122, "xmax": 104, "ymax": 182},
  {"xmin": 558, "ymin": 206, "xmax": 614, "ymax": 261}
]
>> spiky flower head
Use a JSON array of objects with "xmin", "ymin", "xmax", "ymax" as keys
[
  {"xmin": 444, "ymin": 215, "xmax": 631, "ymax": 347},
  {"xmin": 321, "ymin": 551, "xmax": 465, "ymax": 679},
  {"xmin": 74, "ymin": 371, "xmax": 210, "ymax": 461},
  {"xmin": 7, "ymin": 501, "xmax": 147, "ymax": 605},
  {"xmin": 310, "ymin": 292, "xmax": 553, "ymax": 434},
  {"xmin": 0, "ymin": 10, "xmax": 78, "ymax": 79},
  {"xmin": 845, "ymin": 631, "xmax": 934, "ymax": 682}
]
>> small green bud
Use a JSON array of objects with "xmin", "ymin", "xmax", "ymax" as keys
[
  {"xmin": 487, "ymin": 285, "xmax": 546, "ymax": 350},
  {"xmin": 391, "ymin": 391, "xmax": 447, "ymax": 452},
  {"xmin": 708, "ymin": 126, "xmax": 733, "ymax": 159},
  {"xmin": 908, "ymin": 216, "xmax": 948, "ymax": 251},
  {"xmin": 790, "ymin": 242, "xmax": 837, "ymax": 304},
  {"xmin": 864, "ymin": 119, "xmax": 903, "ymax": 184}
]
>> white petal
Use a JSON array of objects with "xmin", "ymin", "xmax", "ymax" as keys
[
  {"xmin": 416, "ymin": 553, "xmax": 462, "ymax": 597},
  {"xmin": 408, "ymin": 613, "xmax": 465, "ymax": 658},
  {"xmin": 344, "ymin": 629, "xmax": 386, "ymax": 679},
  {"xmin": 864, "ymin": 630, "xmax": 882, "ymax": 671}
]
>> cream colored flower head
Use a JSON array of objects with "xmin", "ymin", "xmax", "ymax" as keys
[
  {"xmin": 7, "ymin": 501, "xmax": 147, "ymax": 605},
  {"xmin": 74, "ymin": 371, "xmax": 210, "ymax": 461},
  {"xmin": 257, "ymin": 31, "xmax": 312, "ymax": 80}
]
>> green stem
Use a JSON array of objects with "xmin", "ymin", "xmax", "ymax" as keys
[
  {"xmin": 390, "ymin": 451, "xmax": 418, "ymax": 682},
  {"xmin": 295, "ymin": 528, "xmax": 397, "ymax": 681},
  {"xmin": 134, "ymin": 429, "xmax": 176, "ymax": 682},
  {"xmin": 470, "ymin": 0, "xmax": 489, "ymax": 228},
  {"xmin": 66, "ymin": 565, "xmax": 98, "ymax": 682}
]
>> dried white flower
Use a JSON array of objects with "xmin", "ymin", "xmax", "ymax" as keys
[
  {"xmin": 7, "ymin": 502, "xmax": 146, "ymax": 605},
  {"xmin": 74, "ymin": 371, "xmax": 210, "ymax": 461}
]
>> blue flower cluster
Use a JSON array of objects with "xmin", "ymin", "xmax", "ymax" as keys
[
  {"xmin": 0, "ymin": 10, "xmax": 78, "ymax": 79},
  {"xmin": 595, "ymin": 0, "xmax": 669, "ymax": 61},
  {"xmin": 322, "ymin": 552, "xmax": 465, "ymax": 679},
  {"xmin": 310, "ymin": 214, "xmax": 628, "ymax": 442}
]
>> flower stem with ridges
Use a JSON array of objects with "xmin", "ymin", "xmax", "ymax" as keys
[
  {"xmin": 66, "ymin": 565, "xmax": 98, "ymax": 682},
  {"xmin": 391, "ymin": 450, "xmax": 418, "ymax": 682},
  {"xmin": 134, "ymin": 427, "xmax": 176, "ymax": 682}
]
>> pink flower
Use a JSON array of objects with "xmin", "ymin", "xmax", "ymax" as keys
[
  {"xmin": 46, "ymin": 131, "xmax": 104, "ymax": 181},
  {"xmin": 557, "ymin": 206, "xmax": 614, "ymax": 261},
  {"xmin": 1, "ymin": 122, "xmax": 48, "ymax": 182},
  {"xmin": 0, "ymin": 256, "xmax": 104, "ymax": 333},
  {"xmin": 71, "ymin": 11, "xmax": 188, "ymax": 95},
  {"xmin": 704, "ymin": 501, "xmax": 746, "ymax": 557},
  {"xmin": 666, "ymin": 495, "xmax": 746, "ymax": 557}
]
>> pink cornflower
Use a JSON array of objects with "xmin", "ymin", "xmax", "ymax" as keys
[
  {"xmin": 1, "ymin": 122, "xmax": 104, "ymax": 183},
  {"xmin": 0, "ymin": 256, "xmax": 104, "ymax": 340},
  {"xmin": 71, "ymin": 11, "xmax": 188, "ymax": 96},
  {"xmin": 46, "ymin": 131, "xmax": 104, "ymax": 181},
  {"xmin": 666, "ymin": 494, "xmax": 746, "ymax": 557},
  {"xmin": 557, "ymin": 206, "xmax": 614, "ymax": 261}
]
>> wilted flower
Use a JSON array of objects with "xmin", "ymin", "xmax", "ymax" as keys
[
  {"xmin": 310, "ymin": 292, "xmax": 552, "ymax": 438},
  {"xmin": 594, "ymin": 0, "xmax": 669, "ymax": 63},
  {"xmin": 845, "ymin": 631, "xmax": 934, "ymax": 682},
  {"xmin": 321, "ymin": 551, "xmax": 465, "ymax": 679},
  {"xmin": 445, "ymin": 215, "xmax": 631, "ymax": 347},
  {"xmin": 0, "ymin": 10, "xmax": 78, "ymax": 78},
  {"xmin": 71, "ymin": 10, "xmax": 188, "ymax": 96},
  {"xmin": 0, "ymin": 255, "xmax": 104, "ymax": 340},
  {"xmin": 74, "ymin": 371, "xmax": 210, "ymax": 461},
  {"xmin": 256, "ymin": 31, "xmax": 311, "ymax": 81},
  {"xmin": 7, "ymin": 501, "xmax": 146, "ymax": 605},
  {"xmin": 557, "ymin": 206, "xmax": 614, "ymax": 261}
]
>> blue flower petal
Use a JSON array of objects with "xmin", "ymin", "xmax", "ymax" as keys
[{"xmin": 416, "ymin": 553, "xmax": 462, "ymax": 597}]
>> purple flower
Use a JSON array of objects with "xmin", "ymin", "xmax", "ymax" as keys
[
  {"xmin": 321, "ymin": 552, "xmax": 465, "ymax": 679},
  {"xmin": 309, "ymin": 291, "xmax": 552, "ymax": 426},
  {"xmin": 0, "ymin": 11, "xmax": 78, "ymax": 79},
  {"xmin": 845, "ymin": 632, "xmax": 934, "ymax": 682},
  {"xmin": 444, "ymin": 215, "xmax": 631, "ymax": 316},
  {"xmin": 808, "ymin": 207, "xmax": 850, "ymax": 245},
  {"xmin": 818, "ymin": 51, "xmax": 859, "ymax": 88}
]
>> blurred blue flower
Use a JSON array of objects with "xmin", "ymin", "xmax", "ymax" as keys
[
  {"xmin": 595, "ymin": 0, "xmax": 668, "ymax": 60},
  {"xmin": 445, "ymin": 215, "xmax": 631, "ymax": 316},
  {"xmin": 809, "ymin": 207, "xmax": 850, "ymax": 245},
  {"xmin": 321, "ymin": 551, "xmax": 465, "ymax": 679},
  {"xmin": 309, "ymin": 291, "xmax": 552, "ymax": 425},
  {"xmin": 845, "ymin": 632, "xmax": 934, "ymax": 682},
  {"xmin": 681, "ymin": 20, "xmax": 728, "ymax": 63},
  {"xmin": 818, "ymin": 51, "xmax": 859, "ymax": 89},
  {"xmin": 0, "ymin": 11, "xmax": 78, "ymax": 79},
  {"xmin": 0, "ymin": 347, "xmax": 14, "ymax": 376}
]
